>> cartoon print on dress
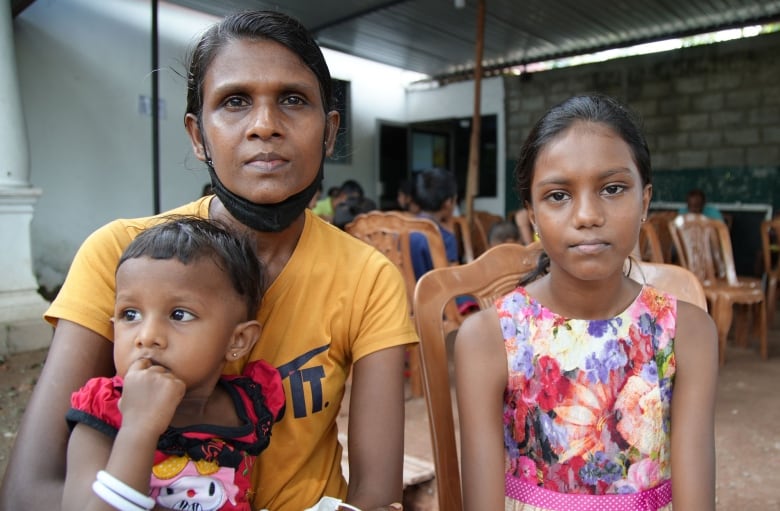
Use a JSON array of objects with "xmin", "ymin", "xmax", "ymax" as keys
[{"xmin": 150, "ymin": 457, "xmax": 241, "ymax": 511}]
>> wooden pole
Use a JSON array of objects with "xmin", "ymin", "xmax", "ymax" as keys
[{"xmin": 464, "ymin": 0, "xmax": 485, "ymax": 222}]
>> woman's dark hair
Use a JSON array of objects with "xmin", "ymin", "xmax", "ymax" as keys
[
  {"xmin": 118, "ymin": 216, "xmax": 264, "ymax": 319},
  {"xmin": 413, "ymin": 168, "xmax": 458, "ymax": 212},
  {"xmin": 184, "ymin": 10, "xmax": 334, "ymax": 121},
  {"xmin": 515, "ymin": 94, "xmax": 651, "ymax": 285}
]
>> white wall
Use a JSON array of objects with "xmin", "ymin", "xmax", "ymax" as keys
[
  {"xmin": 13, "ymin": 0, "xmax": 502, "ymax": 290},
  {"xmin": 15, "ymin": 0, "xmax": 216, "ymax": 287},
  {"xmin": 405, "ymin": 77, "xmax": 506, "ymax": 215},
  {"xmin": 321, "ymin": 50, "xmax": 424, "ymax": 198}
]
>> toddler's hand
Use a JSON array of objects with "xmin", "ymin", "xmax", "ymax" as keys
[{"xmin": 119, "ymin": 358, "xmax": 186, "ymax": 435}]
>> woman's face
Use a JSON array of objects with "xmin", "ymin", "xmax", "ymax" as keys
[{"xmin": 186, "ymin": 38, "xmax": 339, "ymax": 205}]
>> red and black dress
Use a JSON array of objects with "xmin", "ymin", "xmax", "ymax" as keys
[{"xmin": 67, "ymin": 360, "xmax": 285, "ymax": 511}]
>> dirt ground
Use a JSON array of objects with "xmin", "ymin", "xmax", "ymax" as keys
[{"xmin": 2, "ymin": 339, "xmax": 780, "ymax": 509}]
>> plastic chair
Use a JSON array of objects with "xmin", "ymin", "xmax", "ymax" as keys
[
  {"xmin": 760, "ymin": 218, "xmax": 780, "ymax": 327},
  {"xmin": 345, "ymin": 210, "xmax": 459, "ymax": 397},
  {"xmin": 413, "ymin": 245, "xmax": 708, "ymax": 511},
  {"xmin": 470, "ymin": 210, "xmax": 504, "ymax": 258},
  {"xmin": 449, "ymin": 216, "xmax": 474, "ymax": 263},
  {"xmin": 412, "ymin": 242, "xmax": 543, "ymax": 511},
  {"xmin": 634, "ymin": 220, "xmax": 665, "ymax": 263},
  {"xmin": 645, "ymin": 211, "xmax": 678, "ymax": 263},
  {"xmin": 626, "ymin": 260, "xmax": 708, "ymax": 311},
  {"xmin": 669, "ymin": 213, "xmax": 767, "ymax": 365}
]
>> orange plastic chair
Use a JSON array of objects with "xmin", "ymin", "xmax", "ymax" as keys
[
  {"xmin": 345, "ymin": 210, "xmax": 459, "ymax": 397},
  {"xmin": 449, "ymin": 216, "xmax": 474, "ymax": 263},
  {"xmin": 470, "ymin": 210, "xmax": 504, "ymax": 258},
  {"xmin": 412, "ymin": 242, "xmax": 542, "ymax": 511},
  {"xmin": 669, "ymin": 213, "xmax": 767, "ymax": 365},
  {"xmin": 413, "ymin": 245, "xmax": 707, "ymax": 511},
  {"xmin": 645, "ymin": 211, "xmax": 678, "ymax": 263},
  {"xmin": 760, "ymin": 218, "xmax": 780, "ymax": 327},
  {"xmin": 634, "ymin": 220, "xmax": 665, "ymax": 263}
]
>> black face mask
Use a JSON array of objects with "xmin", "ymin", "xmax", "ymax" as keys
[{"xmin": 206, "ymin": 159, "xmax": 324, "ymax": 233}]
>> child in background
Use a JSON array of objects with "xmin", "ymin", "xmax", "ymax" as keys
[
  {"xmin": 62, "ymin": 217, "xmax": 285, "ymax": 511},
  {"xmin": 455, "ymin": 94, "xmax": 717, "ymax": 510},
  {"xmin": 488, "ymin": 220, "xmax": 522, "ymax": 247},
  {"xmin": 395, "ymin": 178, "xmax": 420, "ymax": 214},
  {"xmin": 409, "ymin": 167, "xmax": 460, "ymax": 279}
]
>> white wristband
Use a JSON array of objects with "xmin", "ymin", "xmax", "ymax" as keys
[
  {"xmin": 96, "ymin": 470, "xmax": 155, "ymax": 509},
  {"xmin": 92, "ymin": 480, "xmax": 149, "ymax": 511}
]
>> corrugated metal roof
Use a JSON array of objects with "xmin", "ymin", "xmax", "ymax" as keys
[{"xmin": 16, "ymin": 0, "xmax": 780, "ymax": 80}]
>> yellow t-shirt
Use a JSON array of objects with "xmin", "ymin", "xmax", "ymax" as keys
[{"xmin": 46, "ymin": 199, "xmax": 418, "ymax": 511}]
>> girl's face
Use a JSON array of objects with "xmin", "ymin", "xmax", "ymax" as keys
[
  {"xmin": 186, "ymin": 38, "xmax": 339, "ymax": 205},
  {"xmin": 113, "ymin": 256, "xmax": 250, "ymax": 396},
  {"xmin": 527, "ymin": 121, "xmax": 651, "ymax": 282}
]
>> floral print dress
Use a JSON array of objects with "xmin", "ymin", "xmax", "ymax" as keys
[{"xmin": 499, "ymin": 286, "xmax": 676, "ymax": 511}]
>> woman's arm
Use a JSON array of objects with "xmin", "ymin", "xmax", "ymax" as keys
[
  {"xmin": 345, "ymin": 345, "xmax": 407, "ymax": 511},
  {"xmin": 0, "ymin": 320, "xmax": 115, "ymax": 510},
  {"xmin": 455, "ymin": 308, "xmax": 508, "ymax": 511},
  {"xmin": 670, "ymin": 300, "xmax": 718, "ymax": 510}
]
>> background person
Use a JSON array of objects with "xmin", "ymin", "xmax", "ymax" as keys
[
  {"xmin": 487, "ymin": 220, "xmax": 522, "ymax": 247},
  {"xmin": 409, "ymin": 167, "xmax": 460, "ymax": 279},
  {"xmin": 394, "ymin": 178, "xmax": 419, "ymax": 214},
  {"xmin": 311, "ymin": 179, "xmax": 365, "ymax": 222}
]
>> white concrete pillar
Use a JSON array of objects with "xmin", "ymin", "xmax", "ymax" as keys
[{"xmin": 0, "ymin": 5, "xmax": 52, "ymax": 354}]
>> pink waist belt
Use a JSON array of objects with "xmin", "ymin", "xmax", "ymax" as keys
[{"xmin": 505, "ymin": 473, "xmax": 672, "ymax": 511}]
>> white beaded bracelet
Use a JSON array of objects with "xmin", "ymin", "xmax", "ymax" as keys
[
  {"xmin": 92, "ymin": 480, "xmax": 149, "ymax": 511},
  {"xmin": 96, "ymin": 470, "xmax": 155, "ymax": 510}
]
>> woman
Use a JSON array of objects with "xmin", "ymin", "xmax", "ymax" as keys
[{"xmin": 0, "ymin": 11, "xmax": 415, "ymax": 511}]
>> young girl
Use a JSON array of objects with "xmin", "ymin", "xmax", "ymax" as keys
[
  {"xmin": 455, "ymin": 94, "xmax": 718, "ymax": 510},
  {"xmin": 62, "ymin": 217, "xmax": 285, "ymax": 511}
]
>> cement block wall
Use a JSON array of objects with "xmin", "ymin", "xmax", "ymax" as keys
[{"xmin": 504, "ymin": 31, "xmax": 780, "ymax": 207}]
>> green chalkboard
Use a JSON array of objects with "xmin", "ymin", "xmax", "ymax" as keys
[
  {"xmin": 650, "ymin": 167, "xmax": 780, "ymax": 211},
  {"xmin": 505, "ymin": 163, "xmax": 780, "ymax": 214}
]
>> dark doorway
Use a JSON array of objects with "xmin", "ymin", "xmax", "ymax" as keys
[
  {"xmin": 378, "ymin": 122, "xmax": 409, "ymax": 210},
  {"xmin": 378, "ymin": 115, "xmax": 498, "ymax": 209}
]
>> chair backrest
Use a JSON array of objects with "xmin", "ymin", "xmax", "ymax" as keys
[
  {"xmin": 628, "ymin": 260, "xmax": 708, "ymax": 311},
  {"xmin": 344, "ymin": 214, "xmax": 416, "ymax": 312},
  {"xmin": 645, "ymin": 211, "xmax": 677, "ymax": 263},
  {"xmin": 449, "ymin": 216, "xmax": 475, "ymax": 263},
  {"xmin": 413, "ymin": 242, "xmax": 543, "ymax": 511},
  {"xmin": 413, "ymin": 246, "xmax": 706, "ymax": 511},
  {"xmin": 347, "ymin": 210, "xmax": 450, "ymax": 266},
  {"xmin": 760, "ymin": 218, "xmax": 780, "ymax": 279},
  {"xmin": 345, "ymin": 210, "xmax": 457, "ymax": 317},
  {"xmin": 635, "ymin": 221, "xmax": 664, "ymax": 263},
  {"xmin": 471, "ymin": 210, "xmax": 504, "ymax": 258},
  {"xmin": 668, "ymin": 213, "xmax": 735, "ymax": 285}
]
